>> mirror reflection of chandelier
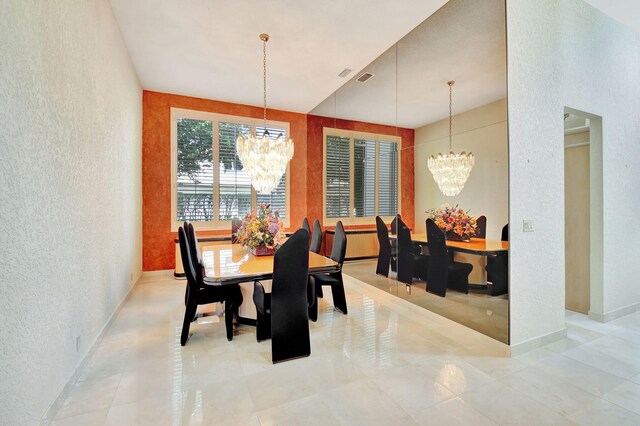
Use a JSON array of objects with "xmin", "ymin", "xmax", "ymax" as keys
[
  {"xmin": 236, "ymin": 33, "xmax": 294, "ymax": 194},
  {"xmin": 427, "ymin": 80, "xmax": 475, "ymax": 197}
]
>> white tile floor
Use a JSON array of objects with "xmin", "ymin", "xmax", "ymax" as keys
[{"xmin": 49, "ymin": 273, "xmax": 640, "ymax": 425}]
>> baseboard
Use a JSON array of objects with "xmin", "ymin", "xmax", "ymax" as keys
[
  {"xmin": 589, "ymin": 301, "xmax": 640, "ymax": 323},
  {"xmin": 39, "ymin": 275, "xmax": 142, "ymax": 425},
  {"xmin": 509, "ymin": 328, "xmax": 567, "ymax": 357},
  {"xmin": 141, "ymin": 269, "xmax": 176, "ymax": 279}
]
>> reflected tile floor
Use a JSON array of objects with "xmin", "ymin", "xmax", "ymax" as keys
[
  {"xmin": 49, "ymin": 273, "xmax": 640, "ymax": 425},
  {"xmin": 343, "ymin": 260, "xmax": 509, "ymax": 343}
]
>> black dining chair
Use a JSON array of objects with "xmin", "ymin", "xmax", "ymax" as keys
[
  {"xmin": 375, "ymin": 216, "xmax": 394, "ymax": 277},
  {"xmin": 486, "ymin": 223, "xmax": 509, "ymax": 295},
  {"xmin": 253, "ymin": 228, "xmax": 311, "ymax": 363},
  {"xmin": 475, "ymin": 215, "xmax": 487, "ymax": 239},
  {"xmin": 310, "ymin": 219, "xmax": 323, "ymax": 254},
  {"xmin": 309, "ymin": 221, "xmax": 348, "ymax": 317},
  {"xmin": 302, "ymin": 217, "xmax": 311, "ymax": 248},
  {"xmin": 425, "ymin": 219, "xmax": 473, "ymax": 296},
  {"xmin": 178, "ymin": 226, "xmax": 243, "ymax": 345},
  {"xmin": 182, "ymin": 221, "xmax": 193, "ymax": 306},
  {"xmin": 396, "ymin": 217, "xmax": 429, "ymax": 285},
  {"xmin": 231, "ymin": 217, "xmax": 242, "ymax": 244},
  {"xmin": 389, "ymin": 214, "xmax": 402, "ymax": 271}
]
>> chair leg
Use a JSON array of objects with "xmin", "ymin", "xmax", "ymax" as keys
[
  {"xmin": 330, "ymin": 276, "xmax": 348, "ymax": 315},
  {"xmin": 224, "ymin": 301, "xmax": 235, "ymax": 341},
  {"xmin": 316, "ymin": 284, "xmax": 324, "ymax": 298},
  {"xmin": 256, "ymin": 309, "xmax": 271, "ymax": 341},
  {"xmin": 181, "ymin": 303, "xmax": 197, "ymax": 346},
  {"xmin": 308, "ymin": 276, "xmax": 318, "ymax": 322}
]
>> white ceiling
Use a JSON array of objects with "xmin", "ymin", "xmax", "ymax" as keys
[
  {"xmin": 310, "ymin": 0, "xmax": 507, "ymax": 129},
  {"xmin": 582, "ymin": 0, "xmax": 640, "ymax": 33},
  {"xmin": 109, "ymin": 0, "xmax": 449, "ymax": 113},
  {"xmin": 109, "ymin": 0, "xmax": 639, "ymax": 125}
]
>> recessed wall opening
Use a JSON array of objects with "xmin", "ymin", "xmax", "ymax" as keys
[{"xmin": 563, "ymin": 107, "xmax": 603, "ymax": 319}]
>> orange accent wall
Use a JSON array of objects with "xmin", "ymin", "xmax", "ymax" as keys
[
  {"xmin": 142, "ymin": 91, "xmax": 414, "ymax": 271},
  {"xmin": 306, "ymin": 115, "xmax": 415, "ymax": 230},
  {"xmin": 142, "ymin": 91, "xmax": 307, "ymax": 271}
]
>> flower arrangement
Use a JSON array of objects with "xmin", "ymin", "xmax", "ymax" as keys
[
  {"xmin": 426, "ymin": 204, "xmax": 478, "ymax": 241},
  {"xmin": 236, "ymin": 204, "xmax": 286, "ymax": 255}
]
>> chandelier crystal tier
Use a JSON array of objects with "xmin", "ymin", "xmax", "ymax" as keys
[
  {"xmin": 427, "ymin": 80, "xmax": 475, "ymax": 197},
  {"xmin": 236, "ymin": 33, "xmax": 294, "ymax": 194}
]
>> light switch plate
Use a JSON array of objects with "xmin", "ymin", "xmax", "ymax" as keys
[{"xmin": 523, "ymin": 220, "xmax": 534, "ymax": 232}]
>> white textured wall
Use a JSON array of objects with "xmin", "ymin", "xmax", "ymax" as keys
[
  {"xmin": 0, "ymin": 1, "xmax": 142, "ymax": 424},
  {"xmin": 507, "ymin": 0, "xmax": 640, "ymax": 346},
  {"xmin": 415, "ymin": 99, "xmax": 508, "ymax": 239}
]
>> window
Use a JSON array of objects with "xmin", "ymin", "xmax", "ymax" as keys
[
  {"xmin": 323, "ymin": 128, "xmax": 400, "ymax": 224},
  {"xmin": 171, "ymin": 109, "xmax": 290, "ymax": 230}
]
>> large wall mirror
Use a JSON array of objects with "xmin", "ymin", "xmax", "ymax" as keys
[{"xmin": 310, "ymin": 0, "xmax": 509, "ymax": 343}]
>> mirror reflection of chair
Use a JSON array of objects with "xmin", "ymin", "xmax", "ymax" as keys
[
  {"xmin": 310, "ymin": 221, "xmax": 348, "ymax": 316},
  {"xmin": 475, "ymin": 215, "xmax": 487, "ymax": 238},
  {"xmin": 487, "ymin": 223, "xmax": 509, "ymax": 296},
  {"xmin": 310, "ymin": 219, "xmax": 322, "ymax": 254},
  {"xmin": 252, "ymin": 228, "xmax": 311, "ymax": 363},
  {"xmin": 375, "ymin": 216, "xmax": 394, "ymax": 276},
  {"xmin": 425, "ymin": 219, "xmax": 473, "ymax": 297},
  {"xmin": 178, "ymin": 226, "xmax": 243, "ymax": 346},
  {"xmin": 396, "ymin": 217, "xmax": 429, "ymax": 285},
  {"xmin": 389, "ymin": 214, "xmax": 401, "ymax": 271}
]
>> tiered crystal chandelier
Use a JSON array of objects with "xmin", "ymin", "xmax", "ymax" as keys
[
  {"xmin": 236, "ymin": 33, "xmax": 294, "ymax": 194},
  {"xmin": 427, "ymin": 80, "xmax": 475, "ymax": 197}
]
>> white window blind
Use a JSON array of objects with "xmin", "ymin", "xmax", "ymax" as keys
[
  {"xmin": 172, "ymin": 109, "xmax": 290, "ymax": 229},
  {"xmin": 176, "ymin": 118, "xmax": 214, "ymax": 222},
  {"xmin": 325, "ymin": 135, "xmax": 351, "ymax": 218},
  {"xmin": 354, "ymin": 138, "xmax": 376, "ymax": 217},
  {"xmin": 218, "ymin": 122, "xmax": 252, "ymax": 220},
  {"xmin": 378, "ymin": 140, "xmax": 398, "ymax": 216},
  {"xmin": 324, "ymin": 129, "xmax": 400, "ymax": 222}
]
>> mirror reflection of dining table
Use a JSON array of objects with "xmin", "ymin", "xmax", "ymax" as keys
[{"xmin": 391, "ymin": 235, "xmax": 509, "ymax": 296}]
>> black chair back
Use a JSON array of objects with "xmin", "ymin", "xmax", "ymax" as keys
[
  {"xmin": 330, "ymin": 221, "xmax": 347, "ymax": 267},
  {"xmin": 425, "ymin": 219, "xmax": 448, "ymax": 296},
  {"xmin": 396, "ymin": 217, "xmax": 416, "ymax": 284},
  {"xmin": 475, "ymin": 215, "xmax": 487, "ymax": 239},
  {"xmin": 186, "ymin": 223, "xmax": 203, "ymax": 282},
  {"xmin": 302, "ymin": 217, "xmax": 310, "ymax": 234},
  {"xmin": 271, "ymin": 228, "xmax": 311, "ymax": 362},
  {"xmin": 310, "ymin": 219, "xmax": 322, "ymax": 254},
  {"xmin": 178, "ymin": 227, "xmax": 198, "ymax": 292},
  {"xmin": 390, "ymin": 214, "xmax": 402, "ymax": 235},
  {"xmin": 501, "ymin": 223, "xmax": 509, "ymax": 241},
  {"xmin": 231, "ymin": 217, "xmax": 242, "ymax": 243},
  {"xmin": 375, "ymin": 216, "xmax": 391, "ymax": 276}
]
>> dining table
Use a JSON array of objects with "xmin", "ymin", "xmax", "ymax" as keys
[
  {"xmin": 390, "ymin": 234, "xmax": 509, "ymax": 296},
  {"xmin": 200, "ymin": 243, "xmax": 339, "ymax": 319}
]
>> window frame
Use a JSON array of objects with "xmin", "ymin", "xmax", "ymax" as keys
[
  {"xmin": 170, "ymin": 108, "xmax": 291, "ymax": 231},
  {"xmin": 322, "ymin": 127, "xmax": 401, "ymax": 226}
]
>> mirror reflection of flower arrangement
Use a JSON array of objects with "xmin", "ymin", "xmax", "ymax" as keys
[
  {"xmin": 236, "ymin": 204, "xmax": 286, "ymax": 255},
  {"xmin": 426, "ymin": 204, "xmax": 478, "ymax": 241}
]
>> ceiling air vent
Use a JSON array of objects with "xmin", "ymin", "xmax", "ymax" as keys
[
  {"xmin": 338, "ymin": 68, "xmax": 352, "ymax": 78},
  {"xmin": 356, "ymin": 72, "xmax": 374, "ymax": 83}
]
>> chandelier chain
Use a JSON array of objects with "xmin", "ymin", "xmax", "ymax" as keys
[
  {"xmin": 263, "ymin": 38, "xmax": 267, "ymax": 125},
  {"xmin": 448, "ymin": 81, "xmax": 453, "ymax": 151}
]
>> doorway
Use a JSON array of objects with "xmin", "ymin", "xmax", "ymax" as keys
[{"xmin": 564, "ymin": 108, "xmax": 603, "ymax": 316}]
